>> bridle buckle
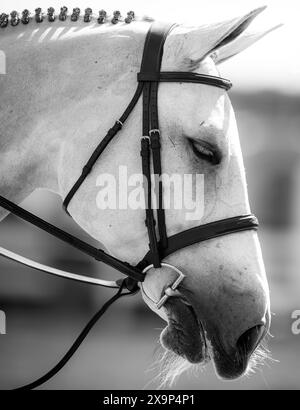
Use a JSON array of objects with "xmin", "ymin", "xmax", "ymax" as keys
[{"xmin": 149, "ymin": 129, "xmax": 160, "ymax": 136}]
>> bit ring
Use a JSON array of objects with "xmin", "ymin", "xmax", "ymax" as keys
[{"xmin": 141, "ymin": 263, "xmax": 186, "ymax": 309}]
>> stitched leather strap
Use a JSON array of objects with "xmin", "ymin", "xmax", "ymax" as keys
[
  {"xmin": 136, "ymin": 214, "xmax": 259, "ymax": 270},
  {"xmin": 63, "ymin": 83, "xmax": 144, "ymax": 213},
  {"xmin": 140, "ymin": 137, "xmax": 160, "ymax": 267},
  {"xmin": 137, "ymin": 72, "xmax": 232, "ymax": 90},
  {"xmin": 139, "ymin": 22, "xmax": 175, "ymax": 267},
  {"xmin": 150, "ymin": 131, "xmax": 168, "ymax": 249},
  {"xmin": 139, "ymin": 22, "xmax": 176, "ymax": 74}
]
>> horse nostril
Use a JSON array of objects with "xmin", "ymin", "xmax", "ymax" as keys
[{"xmin": 236, "ymin": 325, "xmax": 264, "ymax": 357}]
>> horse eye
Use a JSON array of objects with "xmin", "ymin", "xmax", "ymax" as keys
[{"xmin": 189, "ymin": 139, "xmax": 221, "ymax": 165}]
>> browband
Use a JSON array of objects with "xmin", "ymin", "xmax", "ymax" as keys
[{"xmin": 137, "ymin": 72, "xmax": 232, "ymax": 90}]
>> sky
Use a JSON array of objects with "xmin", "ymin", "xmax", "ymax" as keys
[{"xmin": 0, "ymin": 0, "xmax": 299, "ymax": 94}]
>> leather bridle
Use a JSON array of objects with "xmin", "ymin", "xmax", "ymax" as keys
[
  {"xmin": 63, "ymin": 21, "xmax": 258, "ymax": 295},
  {"xmin": 0, "ymin": 22, "xmax": 259, "ymax": 389}
]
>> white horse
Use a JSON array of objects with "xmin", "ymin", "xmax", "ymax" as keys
[{"xmin": 0, "ymin": 6, "xmax": 279, "ymax": 383}]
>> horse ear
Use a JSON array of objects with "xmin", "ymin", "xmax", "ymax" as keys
[
  {"xmin": 170, "ymin": 6, "xmax": 275, "ymax": 69},
  {"xmin": 212, "ymin": 23, "xmax": 282, "ymax": 64}
]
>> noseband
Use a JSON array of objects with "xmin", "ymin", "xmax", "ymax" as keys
[{"xmin": 0, "ymin": 22, "xmax": 258, "ymax": 389}]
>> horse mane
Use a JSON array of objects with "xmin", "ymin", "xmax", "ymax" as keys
[{"xmin": 0, "ymin": 7, "xmax": 154, "ymax": 31}]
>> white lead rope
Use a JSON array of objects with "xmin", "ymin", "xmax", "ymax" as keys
[{"xmin": 0, "ymin": 246, "xmax": 119, "ymax": 288}]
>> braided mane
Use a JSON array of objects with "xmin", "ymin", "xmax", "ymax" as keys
[{"xmin": 0, "ymin": 7, "xmax": 153, "ymax": 29}]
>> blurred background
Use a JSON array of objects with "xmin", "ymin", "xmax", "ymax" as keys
[{"xmin": 0, "ymin": 0, "xmax": 299, "ymax": 390}]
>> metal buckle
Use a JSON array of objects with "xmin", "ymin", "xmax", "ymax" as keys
[
  {"xmin": 149, "ymin": 129, "xmax": 160, "ymax": 136},
  {"xmin": 142, "ymin": 263, "xmax": 186, "ymax": 309}
]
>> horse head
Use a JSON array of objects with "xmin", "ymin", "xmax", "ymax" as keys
[
  {"xmin": 0, "ymin": 6, "xmax": 280, "ymax": 384},
  {"xmin": 60, "ymin": 7, "xmax": 279, "ymax": 381}
]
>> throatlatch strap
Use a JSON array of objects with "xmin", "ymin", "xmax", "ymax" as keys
[{"xmin": 63, "ymin": 82, "xmax": 144, "ymax": 213}]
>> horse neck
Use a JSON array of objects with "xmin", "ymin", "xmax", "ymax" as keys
[{"xmin": 0, "ymin": 21, "xmax": 147, "ymax": 215}]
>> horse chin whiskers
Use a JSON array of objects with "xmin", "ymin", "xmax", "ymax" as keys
[
  {"xmin": 146, "ymin": 303, "xmax": 210, "ymax": 388},
  {"xmin": 151, "ymin": 321, "xmax": 272, "ymax": 386},
  {"xmin": 149, "ymin": 338, "xmax": 271, "ymax": 388},
  {"xmin": 146, "ymin": 346, "xmax": 208, "ymax": 389}
]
